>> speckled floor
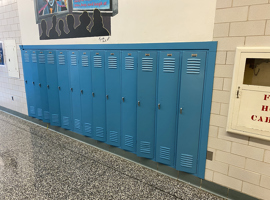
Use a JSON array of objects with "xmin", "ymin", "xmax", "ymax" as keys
[{"xmin": 0, "ymin": 111, "xmax": 223, "ymax": 200}]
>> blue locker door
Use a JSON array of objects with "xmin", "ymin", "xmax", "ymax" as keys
[
  {"xmin": 31, "ymin": 51, "xmax": 42, "ymax": 120},
  {"xmin": 22, "ymin": 50, "xmax": 35, "ymax": 117},
  {"xmin": 121, "ymin": 51, "xmax": 138, "ymax": 152},
  {"xmin": 68, "ymin": 51, "xmax": 82, "ymax": 134},
  {"xmin": 57, "ymin": 51, "xmax": 72, "ymax": 130},
  {"xmin": 37, "ymin": 51, "xmax": 50, "ymax": 123},
  {"xmin": 105, "ymin": 51, "xmax": 121, "ymax": 146},
  {"xmin": 156, "ymin": 51, "xmax": 180, "ymax": 166},
  {"xmin": 137, "ymin": 51, "xmax": 158, "ymax": 159},
  {"xmin": 78, "ymin": 50, "xmax": 92, "ymax": 137},
  {"xmin": 45, "ymin": 51, "xmax": 61, "ymax": 127},
  {"xmin": 176, "ymin": 51, "xmax": 207, "ymax": 174},
  {"xmin": 91, "ymin": 51, "xmax": 106, "ymax": 142}
]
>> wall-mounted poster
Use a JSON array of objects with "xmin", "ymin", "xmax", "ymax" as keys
[{"xmin": 0, "ymin": 41, "xmax": 4, "ymax": 67}]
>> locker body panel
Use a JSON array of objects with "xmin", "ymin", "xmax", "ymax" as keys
[
  {"xmin": 91, "ymin": 50, "xmax": 106, "ymax": 142},
  {"xmin": 45, "ymin": 50, "xmax": 61, "ymax": 126},
  {"xmin": 57, "ymin": 50, "xmax": 73, "ymax": 130},
  {"xmin": 105, "ymin": 50, "xmax": 121, "ymax": 146},
  {"xmin": 156, "ymin": 51, "xmax": 180, "ymax": 166},
  {"xmin": 137, "ymin": 51, "xmax": 158, "ymax": 159},
  {"xmin": 176, "ymin": 51, "xmax": 207, "ymax": 173}
]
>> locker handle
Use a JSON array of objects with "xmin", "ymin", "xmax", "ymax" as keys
[
  {"xmin": 70, "ymin": 88, "xmax": 73, "ymax": 92},
  {"xmin": 180, "ymin": 108, "xmax": 183, "ymax": 114},
  {"xmin": 106, "ymin": 95, "xmax": 108, "ymax": 100},
  {"xmin": 39, "ymin": 83, "xmax": 41, "ymax": 87},
  {"xmin": 81, "ymin": 90, "xmax": 83, "ymax": 94},
  {"xmin": 122, "ymin": 97, "xmax": 125, "ymax": 102},
  {"xmin": 47, "ymin": 85, "xmax": 49, "ymax": 89},
  {"xmin": 32, "ymin": 82, "xmax": 35, "ymax": 85},
  {"xmin": 25, "ymin": 80, "xmax": 27, "ymax": 84},
  {"xmin": 138, "ymin": 101, "xmax": 140, "ymax": 106},
  {"xmin": 58, "ymin": 86, "xmax": 61, "ymax": 90},
  {"xmin": 92, "ymin": 92, "xmax": 95, "ymax": 97},
  {"xmin": 158, "ymin": 103, "xmax": 160, "ymax": 109}
]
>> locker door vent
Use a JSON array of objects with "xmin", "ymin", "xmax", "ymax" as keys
[
  {"xmin": 81, "ymin": 55, "xmax": 89, "ymax": 67},
  {"xmin": 142, "ymin": 58, "xmax": 153, "ymax": 72},
  {"xmin": 32, "ymin": 54, "xmax": 37, "ymax": 63},
  {"xmin": 180, "ymin": 154, "xmax": 193, "ymax": 168},
  {"xmin": 58, "ymin": 55, "xmax": 65, "ymax": 65},
  {"xmin": 24, "ymin": 54, "xmax": 30, "ymax": 63},
  {"xmin": 125, "ymin": 57, "xmax": 134, "ymax": 70},
  {"xmin": 44, "ymin": 111, "xmax": 50, "ymax": 120},
  {"xmin": 109, "ymin": 131, "xmax": 118, "ymax": 143},
  {"xmin": 74, "ymin": 119, "xmax": 81, "ymax": 130},
  {"xmin": 163, "ymin": 58, "xmax": 175, "ymax": 73},
  {"xmin": 63, "ymin": 116, "xmax": 69, "ymax": 127},
  {"xmin": 39, "ymin": 54, "xmax": 45, "ymax": 64},
  {"xmin": 30, "ymin": 106, "xmax": 35, "ymax": 115},
  {"xmin": 125, "ymin": 135, "xmax": 133, "ymax": 148},
  {"xmin": 140, "ymin": 141, "xmax": 151, "ymax": 154},
  {"xmin": 37, "ymin": 108, "xmax": 43, "ymax": 117},
  {"xmin": 52, "ymin": 114, "xmax": 59, "ymax": 123},
  {"xmin": 160, "ymin": 146, "xmax": 170, "ymax": 160},
  {"xmin": 108, "ymin": 56, "xmax": 117, "ymax": 69},
  {"xmin": 187, "ymin": 58, "xmax": 201, "ymax": 74},
  {"xmin": 47, "ymin": 54, "xmax": 55, "ymax": 65},
  {"xmin": 94, "ymin": 56, "xmax": 102, "ymax": 68},
  {"xmin": 85, "ymin": 123, "xmax": 91, "ymax": 134},
  {"xmin": 71, "ymin": 55, "xmax": 77, "ymax": 66},
  {"xmin": 96, "ymin": 127, "xmax": 104, "ymax": 138}
]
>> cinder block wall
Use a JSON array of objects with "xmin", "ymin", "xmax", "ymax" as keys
[
  {"xmin": 207, "ymin": 0, "xmax": 270, "ymax": 199},
  {"xmin": 0, "ymin": 0, "xmax": 27, "ymax": 115}
]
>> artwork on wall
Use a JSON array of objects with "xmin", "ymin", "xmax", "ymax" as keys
[
  {"xmin": 0, "ymin": 41, "xmax": 4, "ymax": 67},
  {"xmin": 35, "ymin": 0, "xmax": 118, "ymax": 40}
]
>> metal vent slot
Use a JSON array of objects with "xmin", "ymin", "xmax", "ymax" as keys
[
  {"xmin": 142, "ymin": 57, "xmax": 153, "ymax": 72},
  {"xmin": 163, "ymin": 58, "xmax": 175, "ymax": 73},
  {"xmin": 44, "ymin": 111, "xmax": 50, "ymax": 120},
  {"xmin": 32, "ymin": 54, "xmax": 37, "ymax": 63},
  {"xmin": 187, "ymin": 58, "xmax": 201, "ymax": 74},
  {"xmin": 58, "ymin": 55, "xmax": 65, "ymax": 65},
  {"xmin": 125, "ymin": 57, "xmax": 134, "ymax": 70},
  {"xmin": 85, "ymin": 123, "xmax": 91, "ymax": 134},
  {"xmin": 39, "ymin": 54, "xmax": 45, "ymax": 64},
  {"xmin": 125, "ymin": 135, "xmax": 133, "ymax": 148},
  {"xmin": 71, "ymin": 55, "xmax": 77, "ymax": 66},
  {"xmin": 52, "ymin": 114, "xmax": 59, "ymax": 123},
  {"xmin": 37, "ymin": 108, "xmax": 42, "ymax": 117},
  {"xmin": 81, "ymin": 55, "xmax": 89, "ymax": 67},
  {"xmin": 140, "ymin": 141, "xmax": 151, "ymax": 154},
  {"xmin": 63, "ymin": 116, "xmax": 69, "ymax": 127},
  {"xmin": 108, "ymin": 56, "xmax": 117, "ymax": 69},
  {"xmin": 30, "ymin": 106, "xmax": 35, "ymax": 115},
  {"xmin": 94, "ymin": 56, "xmax": 102, "ymax": 68},
  {"xmin": 47, "ymin": 54, "xmax": 55, "ymax": 65},
  {"xmin": 109, "ymin": 131, "xmax": 118, "ymax": 143},
  {"xmin": 74, "ymin": 119, "xmax": 80, "ymax": 129},
  {"xmin": 160, "ymin": 146, "xmax": 170, "ymax": 160},
  {"xmin": 24, "ymin": 54, "xmax": 30, "ymax": 63},
  {"xmin": 180, "ymin": 154, "xmax": 193, "ymax": 168},
  {"xmin": 96, "ymin": 127, "xmax": 104, "ymax": 138}
]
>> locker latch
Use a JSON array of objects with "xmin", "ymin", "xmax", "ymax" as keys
[
  {"xmin": 92, "ymin": 92, "xmax": 95, "ymax": 97},
  {"xmin": 81, "ymin": 90, "xmax": 83, "ymax": 94},
  {"xmin": 106, "ymin": 95, "xmax": 109, "ymax": 100},
  {"xmin": 158, "ymin": 103, "xmax": 161, "ymax": 109},
  {"xmin": 32, "ymin": 82, "xmax": 35, "ymax": 85},
  {"xmin": 39, "ymin": 83, "xmax": 41, "ymax": 87},
  {"xmin": 122, "ymin": 97, "xmax": 125, "ymax": 102},
  {"xmin": 47, "ymin": 85, "xmax": 49, "ymax": 89},
  {"xmin": 70, "ymin": 88, "xmax": 73, "ymax": 92},
  {"xmin": 58, "ymin": 86, "xmax": 61, "ymax": 90},
  {"xmin": 138, "ymin": 101, "xmax": 140, "ymax": 106},
  {"xmin": 180, "ymin": 108, "xmax": 183, "ymax": 114},
  {"xmin": 25, "ymin": 80, "xmax": 27, "ymax": 84}
]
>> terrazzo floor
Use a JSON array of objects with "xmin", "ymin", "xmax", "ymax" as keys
[{"xmin": 0, "ymin": 111, "xmax": 223, "ymax": 200}]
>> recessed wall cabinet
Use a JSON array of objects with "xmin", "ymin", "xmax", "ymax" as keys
[{"xmin": 20, "ymin": 42, "xmax": 217, "ymax": 179}]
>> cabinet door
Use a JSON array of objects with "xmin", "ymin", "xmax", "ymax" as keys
[
  {"xmin": 105, "ymin": 50, "xmax": 121, "ymax": 146},
  {"xmin": 176, "ymin": 51, "xmax": 206, "ymax": 173},
  {"xmin": 68, "ymin": 51, "xmax": 82, "ymax": 134},
  {"xmin": 91, "ymin": 51, "xmax": 106, "ymax": 142},
  {"xmin": 78, "ymin": 50, "xmax": 92, "ymax": 137},
  {"xmin": 45, "ymin": 50, "xmax": 61, "ymax": 127},
  {"xmin": 37, "ymin": 51, "xmax": 50, "ymax": 123},
  {"xmin": 137, "ymin": 51, "xmax": 158, "ymax": 159},
  {"xmin": 22, "ymin": 50, "xmax": 35, "ymax": 117},
  {"xmin": 121, "ymin": 51, "xmax": 138, "ymax": 152},
  {"xmin": 57, "ymin": 51, "xmax": 72, "ymax": 130},
  {"xmin": 156, "ymin": 51, "xmax": 180, "ymax": 166}
]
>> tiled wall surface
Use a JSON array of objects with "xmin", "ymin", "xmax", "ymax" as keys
[
  {"xmin": 0, "ymin": 0, "xmax": 27, "ymax": 115},
  {"xmin": 207, "ymin": 0, "xmax": 270, "ymax": 199}
]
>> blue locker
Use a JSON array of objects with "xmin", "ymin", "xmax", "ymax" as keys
[
  {"xmin": 176, "ymin": 51, "xmax": 207, "ymax": 173},
  {"xmin": 155, "ymin": 51, "xmax": 180, "ymax": 166},
  {"xmin": 68, "ymin": 51, "xmax": 82, "ymax": 134},
  {"xmin": 22, "ymin": 50, "xmax": 36, "ymax": 118},
  {"xmin": 91, "ymin": 50, "xmax": 106, "ymax": 142},
  {"xmin": 37, "ymin": 51, "xmax": 50, "ymax": 123},
  {"xmin": 137, "ymin": 51, "xmax": 158, "ymax": 159},
  {"xmin": 57, "ymin": 51, "xmax": 72, "ymax": 130},
  {"xmin": 121, "ymin": 51, "xmax": 138, "ymax": 152},
  {"xmin": 78, "ymin": 50, "xmax": 92, "ymax": 137},
  {"xmin": 45, "ymin": 50, "xmax": 61, "ymax": 127},
  {"xmin": 105, "ymin": 51, "xmax": 121, "ymax": 146}
]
